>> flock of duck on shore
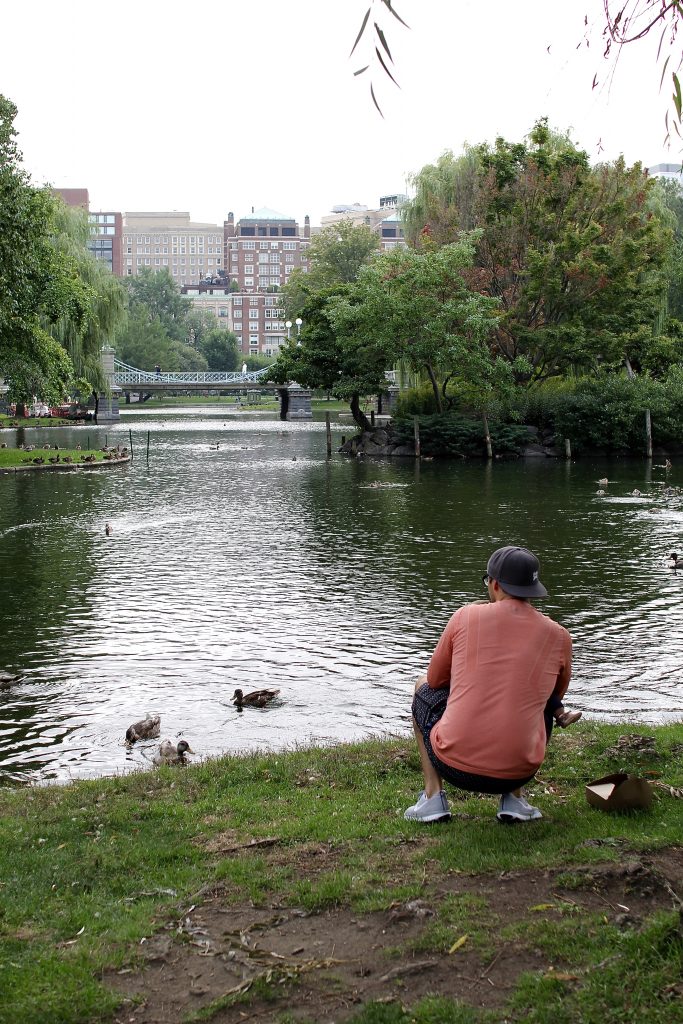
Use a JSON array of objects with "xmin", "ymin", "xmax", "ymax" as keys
[{"xmin": 0, "ymin": 442, "xmax": 129, "ymax": 465}]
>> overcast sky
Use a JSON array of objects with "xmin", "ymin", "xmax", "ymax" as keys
[{"xmin": 1, "ymin": 1, "xmax": 674, "ymax": 226}]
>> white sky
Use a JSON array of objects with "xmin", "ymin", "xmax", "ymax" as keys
[{"xmin": 1, "ymin": 0, "xmax": 676, "ymax": 226}]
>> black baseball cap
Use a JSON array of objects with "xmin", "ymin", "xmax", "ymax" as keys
[{"xmin": 486, "ymin": 545, "xmax": 547, "ymax": 598}]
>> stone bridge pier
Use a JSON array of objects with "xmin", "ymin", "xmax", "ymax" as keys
[
  {"xmin": 278, "ymin": 383, "xmax": 312, "ymax": 421},
  {"xmin": 96, "ymin": 345, "xmax": 121, "ymax": 423}
]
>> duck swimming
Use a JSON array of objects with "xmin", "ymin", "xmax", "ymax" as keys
[
  {"xmin": 233, "ymin": 688, "xmax": 280, "ymax": 708},
  {"xmin": 153, "ymin": 739, "xmax": 194, "ymax": 765},
  {"xmin": 668, "ymin": 552, "xmax": 681, "ymax": 569},
  {"xmin": 0, "ymin": 671, "xmax": 24, "ymax": 691},
  {"xmin": 125, "ymin": 714, "xmax": 161, "ymax": 742},
  {"xmin": 596, "ymin": 478, "xmax": 610, "ymax": 486}
]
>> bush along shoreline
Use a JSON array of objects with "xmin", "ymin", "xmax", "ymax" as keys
[{"xmin": 1, "ymin": 724, "xmax": 681, "ymax": 1024}]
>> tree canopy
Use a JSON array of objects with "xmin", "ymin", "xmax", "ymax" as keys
[{"xmin": 402, "ymin": 121, "xmax": 672, "ymax": 384}]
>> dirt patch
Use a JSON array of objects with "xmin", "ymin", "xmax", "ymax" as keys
[{"xmin": 106, "ymin": 847, "xmax": 683, "ymax": 1023}]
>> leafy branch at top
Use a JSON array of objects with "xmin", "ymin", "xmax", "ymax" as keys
[{"xmin": 350, "ymin": 0, "xmax": 409, "ymax": 116}]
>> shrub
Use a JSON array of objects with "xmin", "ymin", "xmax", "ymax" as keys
[{"xmin": 393, "ymin": 412, "xmax": 529, "ymax": 457}]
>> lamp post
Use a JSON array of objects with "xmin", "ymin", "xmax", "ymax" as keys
[{"xmin": 285, "ymin": 320, "xmax": 292, "ymax": 340}]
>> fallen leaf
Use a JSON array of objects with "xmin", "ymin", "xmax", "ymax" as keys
[
  {"xmin": 448, "ymin": 934, "xmax": 468, "ymax": 954},
  {"xmin": 530, "ymin": 903, "xmax": 557, "ymax": 912}
]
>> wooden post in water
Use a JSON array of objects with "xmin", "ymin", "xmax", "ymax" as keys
[
  {"xmin": 483, "ymin": 413, "xmax": 492, "ymax": 459},
  {"xmin": 341, "ymin": 435, "xmax": 346, "ymax": 447},
  {"xmin": 146, "ymin": 430, "xmax": 150, "ymax": 463},
  {"xmin": 564, "ymin": 438, "xmax": 571, "ymax": 460},
  {"xmin": 129, "ymin": 428, "xmax": 134, "ymax": 461},
  {"xmin": 325, "ymin": 413, "xmax": 332, "ymax": 459},
  {"xmin": 645, "ymin": 409, "xmax": 653, "ymax": 458},
  {"xmin": 370, "ymin": 409, "xmax": 375, "ymax": 427},
  {"xmin": 414, "ymin": 416, "xmax": 421, "ymax": 459}
]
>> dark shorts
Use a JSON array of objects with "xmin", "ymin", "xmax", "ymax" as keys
[{"xmin": 412, "ymin": 683, "xmax": 537, "ymax": 795}]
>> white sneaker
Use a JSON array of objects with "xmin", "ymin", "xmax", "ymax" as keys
[
  {"xmin": 496, "ymin": 793, "xmax": 542, "ymax": 823},
  {"xmin": 404, "ymin": 790, "xmax": 452, "ymax": 824}
]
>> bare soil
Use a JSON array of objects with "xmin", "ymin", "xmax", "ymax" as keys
[{"xmin": 105, "ymin": 844, "xmax": 683, "ymax": 1023}]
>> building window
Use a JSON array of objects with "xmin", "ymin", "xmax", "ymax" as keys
[
  {"xmin": 282, "ymin": 227, "xmax": 296, "ymax": 236},
  {"xmin": 127, "ymin": 268, "xmax": 132, "ymax": 275},
  {"xmin": 244, "ymin": 277, "xmax": 254, "ymax": 286},
  {"xmin": 258, "ymin": 226, "xmax": 267, "ymax": 236},
  {"xmin": 248, "ymin": 309, "xmax": 259, "ymax": 318},
  {"xmin": 283, "ymin": 242, "xmax": 296, "ymax": 250},
  {"xmin": 260, "ymin": 241, "xmax": 268, "ymax": 249},
  {"xmin": 234, "ymin": 310, "xmax": 242, "ymax": 318}
]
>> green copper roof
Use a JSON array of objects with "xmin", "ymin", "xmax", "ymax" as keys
[{"xmin": 240, "ymin": 207, "xmax": 294, "ymax": 222}]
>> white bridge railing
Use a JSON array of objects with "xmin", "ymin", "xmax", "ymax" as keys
[{"xmin": 112, "ymin": 359, "xmax": 272, "ymax": 385}]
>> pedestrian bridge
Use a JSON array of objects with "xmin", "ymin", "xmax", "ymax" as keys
[
  {"xmin": 105, "ymin": 357, "xmax": 312, "ymax": 421},
  {"xmin": 112, "ymin": 359, "xmax": 273, "ymax": 391}
]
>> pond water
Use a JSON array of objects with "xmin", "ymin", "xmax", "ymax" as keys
[{"xmin": 1, "ymin": 404, "xmax": 682, "ymax": 784}]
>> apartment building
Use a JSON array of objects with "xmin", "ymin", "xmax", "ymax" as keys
[
  {"xmin": 181, "ymin": 283, "xmax": 287, "ymax": 358},
  {"xmin": 122, "ymin": 212, "xmax": 224, "ymax": 285},
  {"xmin": 53, "ymin": 189, "xmax": 124, "ymax": 275},
  {"xmin": 224, "ymin": 207, "xmax": 311, "ymax": 292},
  {"xmin": 321, "ymin": 193, "xmax": 407, "ymax": 250}
]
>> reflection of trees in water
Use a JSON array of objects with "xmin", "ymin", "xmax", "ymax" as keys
[{"xmin": 0, "ymin": 472, "xmax": 102, "ymax": 775}]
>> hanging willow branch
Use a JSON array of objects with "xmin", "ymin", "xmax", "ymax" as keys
[
  {"xmin": 350, "ymin": 0, "xmax": 409, "ymax": 116},
  {"xmin": 602, "ymin": 1, "xmax": 683, "ymax": 144}
]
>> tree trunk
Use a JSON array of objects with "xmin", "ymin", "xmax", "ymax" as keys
[
  {"xmin": 350, "ymin": 393, "xmax": 372, "ymax": 432},
  {"xmin": 15, "ymin": 402, "xmax": 27, "ymax": 418},
  {"xmin": 425, "ymin": 363, "xmax": 443, "ymax": 413}
]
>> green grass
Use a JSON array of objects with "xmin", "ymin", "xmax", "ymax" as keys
[
  {"xmin": 0, "ymin": 448, "xmax": 112, "ymax": 469},
  {"xmin": 0, "ymin": 725, "xmax": 681, "ymax": 1024},
  {"xmin": 0, "ymin": 416, "xmax": 75, "ymax": 428}
]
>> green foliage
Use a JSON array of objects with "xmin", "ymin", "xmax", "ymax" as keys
[
  {"xmin": 330, "ymin": 237, "xmax": 501, "ymax": 414},
  {"xmin": 402, "ymin": 123, "xmax": 673, "ymax": 385},
  {"xmin": 524, "ymin": 369, "xmax": 683, "ymax": 452},
  {"xmin": 281, "ymin": 220, "xmax": 381, "ymax": 321},
  {"xmin": 125, "ymin": 266, "xmax": 191, "ymax": 340},
  {"xmin": 393, "ymin": 411, "xmax": 529, "ymax": 456},
  {"xmin": 197, "ymin": 328, "xmax": 239, "ymax": 371},
  {"xmin": 0, "ymin": 96, "xmax": 99, "ymax": 401}
]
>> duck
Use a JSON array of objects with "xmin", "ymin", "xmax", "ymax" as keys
[
  {"xmin": 0, "ymin": 671, "xmax": 24, "ymax": 691},
  {"xmin": 596, "ymin": 478, "xmax": 610, "ymax": 486},
  {"xmin": 595, "ymin": 489, "xmax": 606, "ymax": 496},
  {"xmin": 233, "ymin": 688, "xmax": 280, "ymax": 708},
  {"xmin": 105, "ymin": 523, "xmax": 112, "ymax": 536},
  {"xmin": 209, "ymin": 443, "xmax": 220, "ymax": 451},
  {"xmin": 630, "ymin": 489, "xmax": 642, "ymax": 496},
  {"xmin": 153, "ymin": 739, "xmax": 194, "ymax": 765},
  {"xmin": 125, "ymin": 714, "xmax": 161, "ymax": 742},
  {"xmin": 667, "ymin": 552, "xmax": 681, "ymax": 569}
]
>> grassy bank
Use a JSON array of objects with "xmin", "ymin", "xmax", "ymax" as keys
[
  {"xmin": 0, "ymin": 448, "xmax": 117, "ymax": 471},
  {"xmin": 0, "ymin": 416, "xmax": 76, "ymax": 429},
  {"xmin": 146, "ymin": 396, "xmax": 349, "ymax": 412},
  {"xmin": 1, "ymin": 724, "xmax": 681, "ymax": 1024}
]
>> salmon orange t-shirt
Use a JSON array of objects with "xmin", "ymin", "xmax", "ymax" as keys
[{"xmin": 427, "ymin": 600, "xmax": 572, "ymax": 779}]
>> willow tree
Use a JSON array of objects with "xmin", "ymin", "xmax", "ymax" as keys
[
  {"xmin": 47, "ymin": 201, "xmax": 127, "ymax": 393},
  {"xmin": 0, "ymin": 96, "xmax": 97, "ymax": 411}
]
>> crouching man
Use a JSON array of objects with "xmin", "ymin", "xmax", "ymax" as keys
[{"xmin": 405, "ymin": 545, "xmax": 573, "ymax": 824}]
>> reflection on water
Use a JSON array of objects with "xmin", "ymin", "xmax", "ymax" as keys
[{"xmin": 1, "ymin": 404, "xmax": 682, "ymax": 784}]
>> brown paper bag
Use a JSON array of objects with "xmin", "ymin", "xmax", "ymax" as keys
[{"xmin": 585, "ymin": 772, "xmax": 653, "ymax": 812}]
